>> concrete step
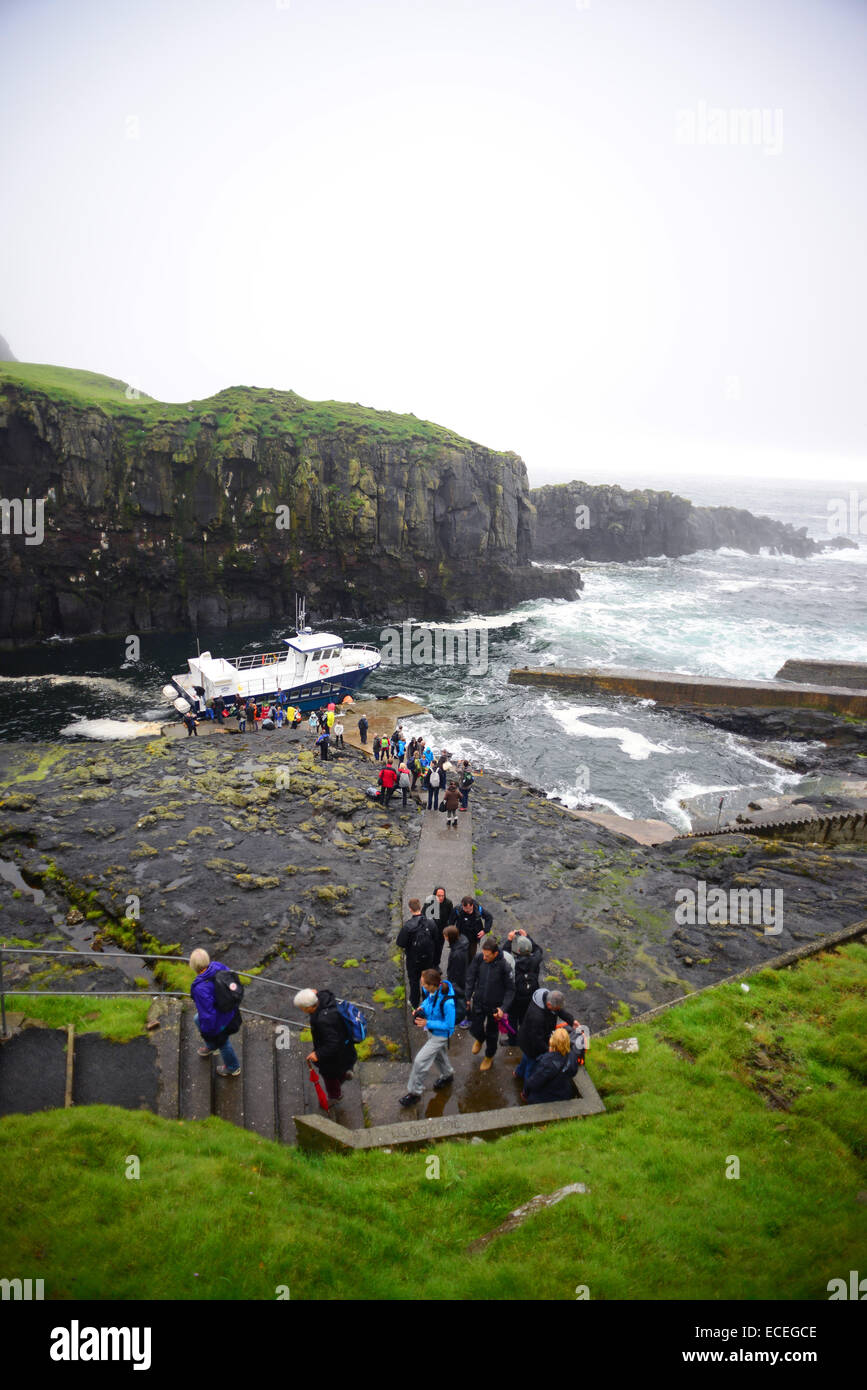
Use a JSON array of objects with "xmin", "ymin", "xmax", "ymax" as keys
[
  {"xmin": 0, "ymin": 1025, "xmax": 67, "ymax": 1115},
  {"xmin": 72, "ymin": 1033, "xmax": 158, "ymax": 1111},
  {"xmin": 149, "ymin": 998, "xmax": 181, "ymax": 1120},
  {"xmin": 214, "ymin": 1047, "xmax": 244, "ymax": 1128},
  {"xmin": 367, "ymin": 1024, "xmax": 527, "ymax": 1124},
  {"xmin": 275, "ymin": 1039, "xmax": 306, "ymax": 1145},
  {"xmin": 242, "ymin": 1018, "xmax": 278, "ymax": 1141},
  {"xmin": 178, "ymin": 1004, "xmax": 213, "ymax": 1121}
]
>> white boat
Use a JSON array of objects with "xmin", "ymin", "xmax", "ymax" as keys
[{"xmin": 162, "ymin": 603, "xmax": 380, "ymax": 716}]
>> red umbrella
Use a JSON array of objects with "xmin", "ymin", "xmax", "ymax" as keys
[{"xmin": 308, "ymin": 1065, "xmax": 330, "ymax": 1111}]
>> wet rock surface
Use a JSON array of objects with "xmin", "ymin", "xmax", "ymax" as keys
[
  {"xmin": 470, "ymin": 774, "xmax": 867, "ymax": 1032},
  {"xmin": 2, "ymin": 735, "xmax": 864, "ymax": 1055},
  {"xmin": 0, "ymin": 733, "xmax": 419, "ymax": 1058}
]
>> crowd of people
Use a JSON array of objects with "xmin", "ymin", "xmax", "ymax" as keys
[
  {"xmin": 371, "ymin": 724, "xmax": 475, "ymax": 823},
  {"xmin": 185, "ymin": 709, "xmax": 588, "ymax": 1123},
  {"xmin": 395, "ymin": 891, "xmax": 589, "ymax": 1108}
]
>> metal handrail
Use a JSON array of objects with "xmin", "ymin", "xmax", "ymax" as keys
[{"xmin": 0, "ymin": 944, "xmax": 376, "ymax": 1037}]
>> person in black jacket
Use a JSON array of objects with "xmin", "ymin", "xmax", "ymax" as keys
[
  {"xmin": 443, "ymin": 925, "xmax": 469, "ymax": 1025},
  {"xmin": 514, "ymin": 988, "xmax": 575, "ymax": 1083},
  {"xmin": 421, "ymin": 885, "xmax": 453, "ymax": 958},
  {"xmin": 524, "ymin": 1025, "xmax": 586, "ymax": 1104},
  {"xmin": 293, "ymin": 987, "xmax": 357, "ymax": 1101},
  {"xmin": 465, "ymin": 935, "xmax": 515, "ymax": 1070},
  {"xmin": 397, "ymin": 898, "xmax": 441, "ymax": 1008},
  {"xmin": 506, "ymin": 931, "xmax": 543, "ymax": 1034},
  {"xmin": 450, "ymin": 896, "xmax": 493, "ymax": 963}
]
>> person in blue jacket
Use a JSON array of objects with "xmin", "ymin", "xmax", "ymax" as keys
[
  {"xmin": 523, "ymin": 1025, "xmax": 586, "ymax": 1104},
  {"xmin": 190, "ymin": 948, "xmax": 242, "ymax": 1076},
  {"xmin": 399, "ymin": 969, "xmax": 456, "ymax": 1107}
]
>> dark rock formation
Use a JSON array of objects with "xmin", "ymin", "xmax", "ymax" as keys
[
  {"xmin": 0, "ymin": 368, "xmax": 579, "ymax": 644},
  {"xmin": 530, "ymin": 480, "xmax": 854, "ymax": 561}
]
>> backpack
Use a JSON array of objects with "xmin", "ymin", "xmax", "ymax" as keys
[
  {"xmin": 413, "ymin": 917, "xmax": 440, "ymax": 965},
  {"xmin": 213, "ymin": 969, "xmax": 245, "ymax": 1013},
  {"xmin": 336, "ymin": 998, "xmax": 367, "ymax": 1043},
  {"xmin": 429, "ymin": 769, "xmax": 440, "ymax": 788},
  {"xmin": 399, "ymin": 771, "xmax": 411, "ymax": 789},
  {"xmin": 461, "ymin": 771, "xmax": 474, "ymax": 789},
  {"xmin": 513, "ymin": 954, "xmax": 539, "ymax": 1000}
]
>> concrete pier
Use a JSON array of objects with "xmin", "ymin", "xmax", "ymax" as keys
[{"xmin": 507, "ymin": 666, "xmax": 867, "ymax": 716}]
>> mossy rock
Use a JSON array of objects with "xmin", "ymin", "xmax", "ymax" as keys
[
  {"xmin": 0, "ymin": 793, "xmax": 37, "ymax": 812},
  {"xmin": 234, "ymin": 874, "xmax": 281, "ymax": 891},
  {"xmin": 130, "ymin": 843, "xmax": 159, "ymax": 859}
]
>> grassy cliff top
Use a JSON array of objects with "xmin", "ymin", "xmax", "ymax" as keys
[{"xmin": 0, "ymin": 361, "xmax": 492, "ymax": 452}]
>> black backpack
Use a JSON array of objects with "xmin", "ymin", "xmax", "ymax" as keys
[
  {"xmin": 213, "ymin": 969, "xmax": 245, "ymax": 1013},
  {"xmin": 514, "ymin": 956, "xmax": 539, "ymax": 1000},
  {"xmin": 413, "ymin": 918, "xmax": 440, "ymax": 965}
]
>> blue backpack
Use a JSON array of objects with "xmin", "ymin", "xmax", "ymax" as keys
[{"xmin": 337, "ymin": 999, "xmax": 367, "ymax": 1043}]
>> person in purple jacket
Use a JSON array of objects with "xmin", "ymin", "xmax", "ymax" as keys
[{"xmin": 189, "ymin": 948, "xmax": 242, "ymax": 1076}]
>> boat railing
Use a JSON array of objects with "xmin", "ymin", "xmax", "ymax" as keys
[
  {"xmin": 226, "ymin": 651, "xmax": 292, "ymax": 671},
  {"xmin": 343, "ymin": 643, "xmax": 382, "ymax": 654}
]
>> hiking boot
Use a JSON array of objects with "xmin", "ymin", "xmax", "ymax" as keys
[
  {"xmin": 433, "ymin": 1075, "xmax": 454, "ymax": 1090},
  {"xmin": 471, "ymin": 1040, "xmax": 483, "ymax": 1055},
  {"xmin": 479, "ymin": 1057, "xmax": 493, "ymax": 1072},
  {"xmin": 197, "ymin": 1046, "xmax": 214, "ymax": 1057},
  {"xmin": 216, "ymin": 1064, "xmax": 241, "ymax": 1077},
  {"xmin": 399, "ymin": 1092, "xmax": 421, "ymax": 1108}
]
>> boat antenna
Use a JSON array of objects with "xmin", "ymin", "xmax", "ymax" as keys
[{"xmin": 295, "ymin": 593, "xmax": 307, "ymax": 633}]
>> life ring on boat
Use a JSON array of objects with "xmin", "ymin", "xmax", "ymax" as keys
[{"xmin": 319, "ymin": 663, "xmax": 329, "ymax": 675}]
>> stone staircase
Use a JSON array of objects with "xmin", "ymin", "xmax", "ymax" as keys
[{"xmin": 152, "ymin": 998, "xmax": 365, "ymax": 1141}]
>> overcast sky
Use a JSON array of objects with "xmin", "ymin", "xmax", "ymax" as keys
[{"xmin": 2, "ymin": 0, "xmax": 866, "ymax": 484}]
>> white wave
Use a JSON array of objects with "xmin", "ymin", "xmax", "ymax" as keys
[
  {"xmin": 0, "ymin": 673, "xmax": 140, "ymax": 697},
  {"xmin": 544, "ymin": 700, "xmax": 678, "ymax": 760},
  {"xmin": 61, "ymin": 718, "xmax": 164, "ymax": 740},
  {"xmin": 549, "ymin": 786, "xmax": 635, "ymax": 817}
]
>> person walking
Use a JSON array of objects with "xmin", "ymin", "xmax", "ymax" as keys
[
  {"xmin": 190, "ymin": 949, "xmax": 242, "ymax": 1076},
  {"xmin": 524, "ymin": 1025, "xmax": 587, "ymax": 1104},
  {"xmin": 459, "ymin": 761, "xmax": 474, "ymax": 811},
  {"xmin": 333, "ymin": 718, "xmax": 344, "ymax": 750},
  {"xmin": 425, "ymin": 763, "xmax": 441, "ymax": 811},
  {"xmin": 514, "ymin": 989, "xmax": 576, "ymax": 1084},
  {"xmin": 506, "ymin": 930, "xmax": 543, "ymax": 1036},
  {"xmin": 378, "ymin": 761, "xmax": 398, "ymax": 807},
  {"xmin": 372, "ymin": 735, "xmax": 382, "ymax": 761},
  {"xmin": 316, "ymin": 728, "xmax": 330, "ymax": 761},
  {"xmin": 450, "ymin": 896, "xmax": 493, "ymax": 963},
  {"xmin": 308, "ymin": 711, "xmax": 318, "ymax": 735},
  {"xmin": 465, "ymin": 935, "xmax": 515, "ymax": 1072},
  {"xmin": 358, "ymin": 714, "xmax": 369, "ymax": 746},
  {"xmin": 397, "ymin": 898, "xmax": 441, "ymax": 1009},
  {"xmin": 421, "ymin": 886, "xmax": 453, "ymax": 961},
  {"xmin": 293, "ymin": 988, "xmax": 357, "ymax": 1102},
  {"xmin": 399, "ymin": 969, "xmax": 456, "ymax": 1107},
  {"xmin": 443, "ymin": 925, "xmax": 469, "ymax": 1026},
  {"xmin": 237, "ymin": 704, "xmax": 246, "ymax": 734},
  {"xmin": 398, "ymin": 763, "xmax": 412, "ymax": 808},
  {"xmin": 443, "ymin": 780, "xmax": 462, "ymax": 828},
  {"xmin": 183, "ymin": 711, "xmax": 198, "ymax": 737}
]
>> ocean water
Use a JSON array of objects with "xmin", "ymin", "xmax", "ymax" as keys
[{"xmin": 1, "ymin": 477, "xmax": 864, "ymax": 831}]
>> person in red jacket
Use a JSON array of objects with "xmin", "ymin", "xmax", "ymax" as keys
[{"xmin": 378, "ymin": 762, "xmax": 398, "ymax": 807}]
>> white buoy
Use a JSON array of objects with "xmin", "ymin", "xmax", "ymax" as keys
[
  {"xmin": 162, "ymin": 684, "xmax": 177, "ymax": 701},
  {"xmin": 173, "ymin": 697, "xmax": 191, "ymax": 714}
]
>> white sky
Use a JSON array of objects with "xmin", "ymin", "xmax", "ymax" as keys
[{"xmin": 2, "ymin": 0, "xmax": 866, "ymax": 485}]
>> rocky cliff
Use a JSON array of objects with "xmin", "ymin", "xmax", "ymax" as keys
[
  {"xmin": 531, "ymin": 480, "xmax": 845, "ymax": 561},
  {"xmin": 0, "ymin": 364, "xmax": 578, "ymax": 644}
]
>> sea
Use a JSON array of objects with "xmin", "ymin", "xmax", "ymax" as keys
[{"xmin": 1, "ymin": 475, "xmax": 865, "ymax": 832}]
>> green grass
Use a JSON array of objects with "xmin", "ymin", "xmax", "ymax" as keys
[
  {"xmin": 1, "ymin": 944, "xmax": 865, "ymax": 1300},
  {"xmin": 0, "ymin": 361, "xmax": 480, "ymax": 453},
  {"xmin": 3, "ymin": 994, "xmax": 150, "ymax": 1042}
]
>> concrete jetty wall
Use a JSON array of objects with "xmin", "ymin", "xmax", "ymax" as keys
[
  {"xmin": 774, "ymin": 659, "xmax": 867, "ymax": 690},
  {"xmin": 507, "ymin": 666, "xmax": 867, "ymax": 716}
]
